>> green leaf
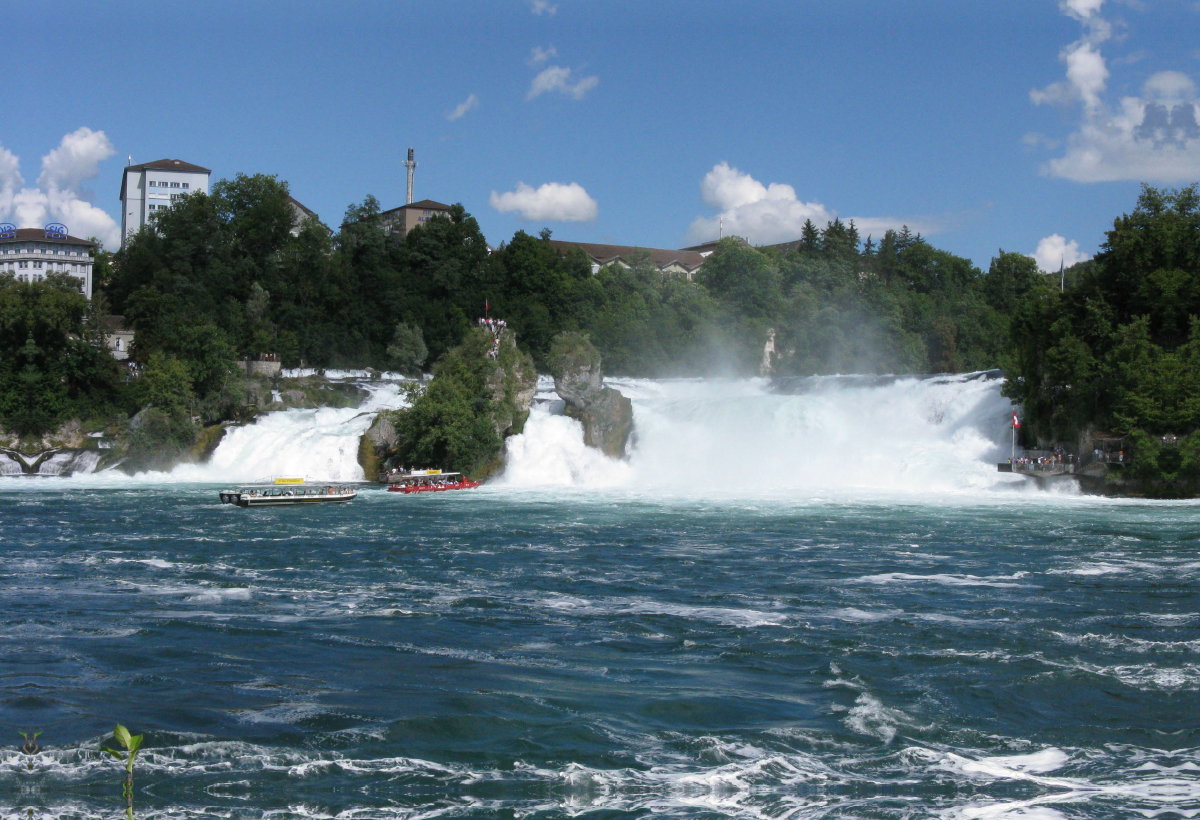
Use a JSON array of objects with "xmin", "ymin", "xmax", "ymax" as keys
[
  {"xmin": 18, "ymin": 732, "xmax": 28, "ymax": 741},
  {"xmin": 101, "ymin": 747, "xmax": 123, "ymax": 760},
  {"xmin": 128, "ymin": 734, "xmax": 143, "ymax": 754},
  {"xmin": 114, "ymin": 724, "xmax": 131, "ymax": 749}
]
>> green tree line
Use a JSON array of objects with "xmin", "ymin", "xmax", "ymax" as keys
[
  {"xmin": 10, "ymin": 169, "xmax": 1184, "ymax": 484},
  {"xmin": 1002, "ymin": 185, "xmax": 1200, "ymax": 494}
]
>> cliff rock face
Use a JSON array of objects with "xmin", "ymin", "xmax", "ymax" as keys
[
  {"xmin": 487, "ymin": 330, "xmax": 538, "ymax": 440},
  {"xmin": 549, "ymin": 332, "xmax": 634, "ymax": 459}
]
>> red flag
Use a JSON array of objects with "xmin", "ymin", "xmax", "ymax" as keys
[
  {"xmin": 485, "ymin": 299, "xmax": 489, "ymax": 312},
  {"xmin": 1012, "ymin": 411, "xmax": 1020, "ymax": 428}
]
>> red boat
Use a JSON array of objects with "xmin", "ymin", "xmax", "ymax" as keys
[{"xmin": 386, "ymin": 470, "xmax": 480, "ymax": 494}]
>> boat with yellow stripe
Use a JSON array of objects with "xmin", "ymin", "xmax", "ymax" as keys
[{"xmin": 219, "ymin": 477, "xmax": 357, "ymax": 507}]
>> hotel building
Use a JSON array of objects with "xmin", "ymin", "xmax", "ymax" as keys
[
  {"xmin": 0, "ymin": 227, "xmax": 97, "ymax": 298},
  {"xmin": 119, "ymin": 158, "xmax": 211, "ymax": 247}
]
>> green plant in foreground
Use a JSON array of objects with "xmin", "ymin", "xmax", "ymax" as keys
[
  {"xmin": 18, "ymin": 730, "xmax": 41, "ymax": 770},
  {"xmin": 101, "ymin": 724, "xmax": 143, "ymax": 819}
]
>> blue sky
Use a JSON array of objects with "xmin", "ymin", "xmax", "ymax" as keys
[{"xmin": 1, "ymin": 0, "xmax": 1197, "ymax": 272}]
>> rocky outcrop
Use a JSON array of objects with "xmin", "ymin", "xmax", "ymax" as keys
[
  {"xmin": 358, "ymin": 412, "xmax": 399, "ymax": 480},
  {"xmin": 487, "ymin": 330, "xmax": 538, "ymax": 440},
  {"xmin": 373, "ymin": 327, "xmax": 538, "ymax": 480},
  {"xmin": 549, "ymin": 332, "xmax": 634, "ymax": 459}
]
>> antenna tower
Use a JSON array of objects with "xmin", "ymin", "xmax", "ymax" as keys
[{"xmin": 403, "ymin": 147, "xmax": 416, "ymax": 205}]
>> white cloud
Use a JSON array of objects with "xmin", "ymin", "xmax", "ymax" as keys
[
  {"xmin": 1063, "ymin": 0, "xmax": 1104, "ymax": 21},
  {"xmin": 1031, "ymin": 234, "xmax": 1091, "ymax": 273},
  {"xmin": 530, "ymin": 0, "xmax": 557, "ymax": 15},
  {"xmin": 0, "ymin": 145, "xmax": 22, "ymax": 220},
  {"xmin": 1045, "ymin": 72, "xmax": 1200, "ymax": 181},
  {"xmin": 489, "ymin": 181, "xmax": 598, "ymax": 221},
  {"xmin": 527, "ymin": 65, "xmax": 598, "ymax": 100},
  {"xmin": 0, "ymin": 128, "xmax": 120, "ymax": 249},
  {"xmin": 39, "ymin": 127, "xmax": 114, "ymax": 193},
  {"xmin": 527, "ymin": 45, "xmax": 557, "ymax": 66},
  {"xmin": 685, "ymin": 162, "xmax": 936, "ymax": 246},
  {"xmin": 446, "ymin": 93, "xmax": 480, "ymax": 121},
  {"xmin": 1032, "ymin": 5, "xmax": 1200, "ymax": 182}
]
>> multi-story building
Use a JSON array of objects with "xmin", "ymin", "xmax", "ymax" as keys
[
  {"xmin": 119, "ymin": 158, "xmax": 211, "ymax": 246},
  {"xmin": 379, "ymin": 199, "xmax": 451, "ymax": 238},
  {"xmin": 0, "ymin": 226, "xmax": 97, "ymax": 298}
]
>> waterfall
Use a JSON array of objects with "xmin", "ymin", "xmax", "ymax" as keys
[
  {"xmin": 21, "ymin": 374, "xmax": 1024, "ymax": 495},
  {"xmin": 501, "ymin": 373, "xmax": 1022, "ymax": 497},
  {"xmin": 159, "ymin": 383, "xmax": 407, "ymax": 483}
]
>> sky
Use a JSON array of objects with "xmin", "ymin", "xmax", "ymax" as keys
[{"xmin": 1, "ymin": 0, "xmax": 1197, "ymax": 273}]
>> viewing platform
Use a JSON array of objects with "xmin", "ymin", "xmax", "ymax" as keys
[{"xmin": 999, "ymin": 447, "xmax": 1123, "ymax": 490}]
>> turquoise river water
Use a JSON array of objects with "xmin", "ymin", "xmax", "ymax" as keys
[{"xmin": 2, "ymin": 375, "xmax": 1197, "ymax": 819}]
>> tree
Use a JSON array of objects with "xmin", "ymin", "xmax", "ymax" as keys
[
  {"xmin": 799, "ymin": 219, "xmax": 821, "ymax": 254},
  {"xmin": 983, "ymin": 251, "xmax": 1041, "ymax": 315},
  {"xmin": 0, "ymin": 275, "xmax": 121, "ymax": 434},
  {"xmin": 386, "ymin": 322, "xmax": 428, "ymax": 376},
  {"xmin": 1002, "ymin": 186, "xmax": 1200, "ymax": 493}
]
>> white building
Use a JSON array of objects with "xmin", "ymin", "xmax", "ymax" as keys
[
  {"xmin": 119, "ymin": 158, "xmax": 211, "ymax": 247},
  {"xmin": 0, "ymin": 226, "xmax": 97, "ymax": 298}
]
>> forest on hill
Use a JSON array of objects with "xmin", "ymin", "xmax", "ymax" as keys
[
  {"xmin": 100, "ymin": 173, "xmax": 1033, "ymax": 382},
  {"xmin": 3, "ymin": 174, "xmax": 1196, "ymax": 493},
  {"xmin": 1003, "ymin": 185, "xmax": 1200, "ymax": 494}
]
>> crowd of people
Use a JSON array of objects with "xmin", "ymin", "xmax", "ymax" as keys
[
  {"xmin": 1011, "ymin": 446, "xmax": 1126, "ymax": 472},
  {"xmin": 478, "ymin": 317, "xmax": 506, "ymax": 360},
  {"xmin": 1012, "ymin": 452, "xmax": 1075, "ymax": 473}
]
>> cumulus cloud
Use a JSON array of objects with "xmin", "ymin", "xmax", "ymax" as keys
[
  {"xmin": 527, "ymin": 45, "xmax": 557, "ymax": 66},
  {"xmin": 1032, "ymin": 234, "xmax": 1092, "ymax": 273},
  {"xmin": 527, "ymin": 65, "xmax": 598, "ymax": 100},
  {"xmin": 685, "ymin": 162, "xmax": 936, "ymax": 246},
  {"xmin": 446, "ymin": 93, "xmax": 480, "ymax": 121},
  {"xmin": 1032, "ymin": 4, "xmax": 1200, "ymax": 182},
  {"xmin": 530, "ymin": 0, "xmax": 556, "ymax": 15},
  {"xmin": 1063, "ymin": 0, "xmax": 1104, "ymax": 20},
  {"xmin": 0, "ymin": 128, "xmax": 120, "ymax": 249},
  {"xmin": 489, "ymin": 181, "xmax": 598, "ymax": 221},
  {"xmin": 0, "ymin": 145, "xmax": 21, "ymax": 220}
]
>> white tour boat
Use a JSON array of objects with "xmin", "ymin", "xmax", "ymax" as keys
[{"xmin": 219, "ymin": 477, "xmax": 357, "ymax": 507}]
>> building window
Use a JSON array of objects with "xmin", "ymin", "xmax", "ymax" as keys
[
  {"xmin": 171, "ymin": 182, "xmax": 181, "ymax": 188},
  {"xmin": 182, "ymin": 183, "xmax": 189, "ymax": 189},
  {"xmin": 18, "ymin": 261, "xmax": 26, "ymax": 269},
  {"xmin": 34, "ymin": 261, "xmax": 42, "ymax": 269}
]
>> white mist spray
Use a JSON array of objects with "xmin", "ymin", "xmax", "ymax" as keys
[{"xmin": 502, "ymin": 374, "xmax": 1020, "ymax": 497}]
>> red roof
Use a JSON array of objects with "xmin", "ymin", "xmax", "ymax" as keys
[
  {"xmin": 127, "ymin": 158, "xmax": 211, "ymax": 174},
  {"xmin": 120, "ymin": 159, "xmax": 211, "ymax": 199},
  {"xmin": 380, "ymin": 199, "xmax": 452, "ymax": 216},
  {"xmin": 549, "ymin": 240, "xmax": 707, "ymax": 272},
  {"xmin": 0, "ymin": 228, "xmax": 96, "ymax": 247}
]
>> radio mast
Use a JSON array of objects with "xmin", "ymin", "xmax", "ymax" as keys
[{"xmin": 403, "ymin": 148, "xmax": 416, "ymax": 205}]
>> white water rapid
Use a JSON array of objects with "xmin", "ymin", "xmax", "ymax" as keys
[
  {"xmin": 47, "ymin": 373, "xmax": 1023, "ymax": 495},
  {"xmin": 501, "ymin": 373, "xmax": 1024, "ymax": 497},
  {"xmin": 155, "ymin": 383, "xmax": 407, "ymax": 483}
]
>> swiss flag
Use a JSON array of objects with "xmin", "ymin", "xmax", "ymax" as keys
[{"xmin": 1012, "ymin": 411, "xmax": 1020, "ymax": 428}]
